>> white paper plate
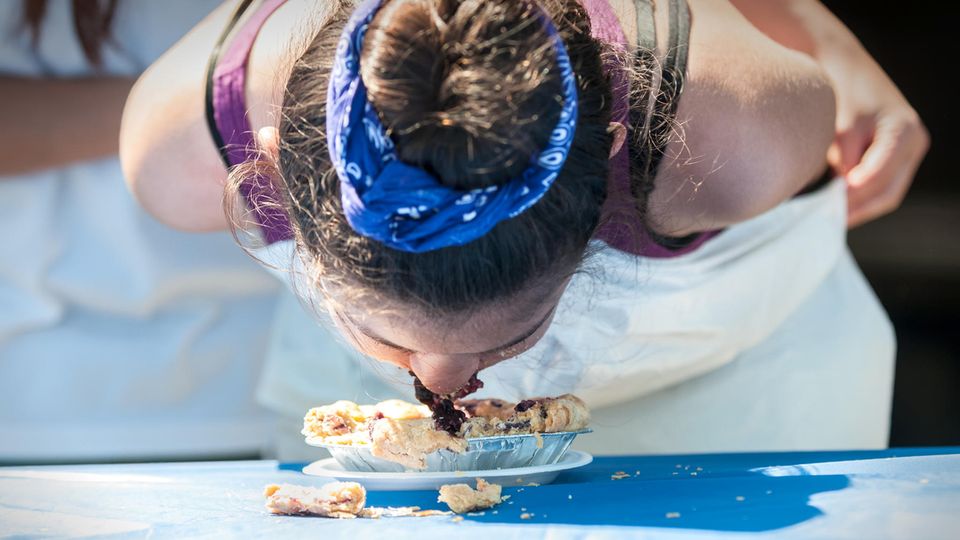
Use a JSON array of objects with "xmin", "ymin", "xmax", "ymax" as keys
[{"xmin": 302, "ymin": 449, "xmax": 593, "ymax": 491}]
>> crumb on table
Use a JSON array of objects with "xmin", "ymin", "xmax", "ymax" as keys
[
  {"xmin": 263, "ymin": 482, "xmax": 366, "ymax": 519},
  {"xmin": 438, "ymin": 478, "xmax": 503, "ymax": 514}
]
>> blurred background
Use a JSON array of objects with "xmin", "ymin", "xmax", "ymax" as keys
[{"xmin": 824, "ymin": 0, "xmax": 959, "ymax": 446}]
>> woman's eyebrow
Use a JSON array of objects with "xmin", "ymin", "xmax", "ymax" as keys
[
  {"xmin": 481, "ymin": 306, "xmax": 556, "ymax": 354},
  {"xmin": 337, "ymin": 311, "xmax": 414, "ymax": 352},
  {"xmin": 343, "ymin": 307, "xmax": 556, "ymax": 355}
]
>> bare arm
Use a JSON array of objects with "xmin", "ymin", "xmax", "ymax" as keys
[
  {"xmin": 0, "ymin": 76, "xmax": 134, "ymax": 176},
  {"xmin": 120, "ymin": 0, "xmax": 328, "ymax": 232},
  {"xmin": 119, "ymin": 1, "xmax": 239, "ymax": 232},
  {"xmin": 646, "ymin": 0, "xmax": 837, "ymax": 236},
  {"xmin": 729, "ymin": 0, "xmax": 929, "ymax": 227}
]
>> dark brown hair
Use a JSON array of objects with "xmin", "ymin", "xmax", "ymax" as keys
[
  {"xmin": 232, "ymin": 0, "xmax": 620, "ymax": 316},
  {"xmin": 22, "ymin": 0, "xmax": 119, "ymax": 68}
]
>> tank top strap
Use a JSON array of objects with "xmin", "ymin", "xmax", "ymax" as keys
[
  {"xmin": 205, "ymin": 0, "xmax": 292, "ymax": 244},
  {"xmin": 632, "ymin": 0, "xmax": 719, "ymax": 256},
  {"xmin": 588, "ymin": 0, "xmax": 717, "ymax": 257}
]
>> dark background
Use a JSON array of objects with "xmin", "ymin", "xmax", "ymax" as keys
[{"xmin": 823, "ymin": 1, "xmax": 958, "ymax": 446}]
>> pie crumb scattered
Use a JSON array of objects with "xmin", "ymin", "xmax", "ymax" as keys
[
  {"xmin": 438, "ymin": 478, "xmax": 503, "ymax": 513},
  {"xmin": 264, "ymin": 482, "xmax": 366, "ymax": 518}
]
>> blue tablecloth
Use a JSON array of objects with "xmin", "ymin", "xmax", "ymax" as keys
[{"xmin": 2, "ymin": 447, "xmax": 958, "ymax": 539}]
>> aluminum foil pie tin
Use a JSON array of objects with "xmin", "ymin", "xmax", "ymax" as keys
[{"xmin": 306, "ymin": 429, "xmax": 592, "ymax": 473}]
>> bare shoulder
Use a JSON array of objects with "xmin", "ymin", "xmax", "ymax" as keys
[
  {"xmin": 644, "ymin": 0, "xmax": 836, "ymax": 236},
  {"xmin": 247, "ymin": 0, "xmax": 337, "ymax": 131},
  {"xmin": 120, "ymin": 0, "xmax": 330, "ymax": 232}
]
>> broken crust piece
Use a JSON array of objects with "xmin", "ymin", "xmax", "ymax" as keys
[
  {"xmin": 371, "ymin": 417, "xmax": 468, "ymax": 469},
  {"xmin": 302, "ymin": 399, "xmax": 432, "ymax": 446},
  {"xmin": 301, "ymin": 401, "xmax": 370, "ymax": 446},
  {"xmin": 264, "ymin": 482, "xmax": 366, "ymax": 518},
  {"xmin": 513, "ymin": 394, "xmax": 590, "ymax": 433},
  {"xmin": 456, "ymin": 398, "xmax": 514, "ymax": 421},
  {"xmin": 360, "ymin": 507, "xmax": 453, "ymax": 519},
  {"xmin": 370, "ymin": 399, "xmax": 432, "ymax": 420},
  {"xmin": 461, "ymin": 395, "xmax": 590, "ymax": 438},
  {"xmin": 438, "ymin": 479, "xmax": 503, "ymax": 514}
]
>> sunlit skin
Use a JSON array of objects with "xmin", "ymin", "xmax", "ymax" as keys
[
  {"xmin": 329, "ymin": 282, "xmax": 565, "ymax": 395},
  {"xmin": 323, "ymin": 126, "xmax": 627, "ymax": 396}
]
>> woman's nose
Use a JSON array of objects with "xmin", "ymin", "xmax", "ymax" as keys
[{"xmin": 409, "ymin": 353, "xmax": 480, "ymax": 395}]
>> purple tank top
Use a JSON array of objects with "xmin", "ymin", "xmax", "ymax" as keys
[
  {"xmin": 210, "ymin": 0, "xmax": 715, "ymax": 256},
  {"xmin": 209, "ymin": 0, "xmax": 292, "ymax": 244},
  {"xmin": 582, "ymin": 0, "xmax": 717, "ymax": 257}
]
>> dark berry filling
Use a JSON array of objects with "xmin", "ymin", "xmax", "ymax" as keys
[
  {"xmin": 514, "ymin": 399, "xmax": 538, "ymax": 413},
  {"xmin": 410, "ymin": 371, "xmax": 484, "ymax": 434},
  {"xmin": 503, "ymin": 420, "xmax": 532, "ymax": 431}
]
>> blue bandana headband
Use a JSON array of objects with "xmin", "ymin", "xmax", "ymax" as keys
[{"xmin": 327, "ymin": 0, "xmax": 579, "ymax": 253}]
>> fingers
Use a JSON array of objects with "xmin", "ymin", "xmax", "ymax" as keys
[
  {"xmin": 830, "ymin": 119, "xmax": 873, "ymax": 176},
  {"xmin": 846, "ymin": 115, "xmax": 930, "ymax": 227},
  {"xmin": 847, "ymin": 157, "xmax": 914, "ymax": 227}
]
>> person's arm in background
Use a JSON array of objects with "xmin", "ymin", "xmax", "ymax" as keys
[
  {"xmin": 120, "ymin": 1, "xmax": 238, "ymax": 233},
  {"xmin": 729, "ymin": 0, "xmax": 930, "ymax": 227},
  {"xmin": 0, "ymin": 76, "xmax": 135, "ymax": 176},
  {"xmin": 120, "ymin": 0, "xmax": 322, "ymax": 233}
]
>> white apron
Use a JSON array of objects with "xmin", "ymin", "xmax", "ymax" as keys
[{"xmin": 257, "ymin": 179, "xmax": 895, "ymax": 460}]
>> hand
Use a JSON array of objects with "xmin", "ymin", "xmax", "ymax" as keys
[{"xmin": 825, "ymin": 52, "xmax": 930, "ymax": 228}]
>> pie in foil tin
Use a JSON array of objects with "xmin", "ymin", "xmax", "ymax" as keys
[
  {"xmin": 307, "ymin": 429, "xmax": 592, "ymax": 473},
  {"xmin": 301, "ymin": 394, "xmax": 591, "ymax": 472}
]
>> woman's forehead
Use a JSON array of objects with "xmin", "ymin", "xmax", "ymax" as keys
[{"xmin": 338, "ymin": 283, "xmax": 565, "ymax": 355}]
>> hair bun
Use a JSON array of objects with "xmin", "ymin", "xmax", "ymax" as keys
[{"xmin": 361, "ymin": 0, "xmax": 565, "ymax": 190}]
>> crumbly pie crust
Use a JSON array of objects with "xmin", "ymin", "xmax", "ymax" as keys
[
  {"xmin": 264, "ymin": 482, "xmax": 366, "ymax": 518},
  {"xmin": 437, "ymin": 478, "xmax": 503, "ymax": 513},
  {"xmin": 265, "ymin": 482, "xmax": 454, "ymax": 519}
]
